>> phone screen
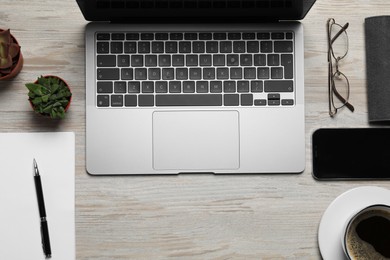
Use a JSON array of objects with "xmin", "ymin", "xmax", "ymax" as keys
[{"xmin": 312, "ymin": 128, "xmax": 390, "ymax": 179}]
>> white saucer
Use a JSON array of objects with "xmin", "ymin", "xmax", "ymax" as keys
[{"xmin": 318, "ymin": 186, "xmax": 390, "ymax": 260}]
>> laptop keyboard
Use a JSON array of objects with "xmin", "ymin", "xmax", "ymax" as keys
[{"xmin": 95, "ymin": 31, "xmax": 295, "ymax": 107}]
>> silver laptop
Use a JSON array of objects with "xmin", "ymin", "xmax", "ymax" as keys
[{"xmin": 77, "ymin": 0, "xmax": 316, "ymax": 175}]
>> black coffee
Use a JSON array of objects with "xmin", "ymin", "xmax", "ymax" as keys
[
  {"xmin": 356, "ymin": 215, "xmax": 390, "ymax": 258},
  {"xmin": 346, "ymin": 208, "xmax": 390, "ymax": 260}
]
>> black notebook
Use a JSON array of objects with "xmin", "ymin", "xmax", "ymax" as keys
[{"xmin": 365, "ymin": 16, "xmax": 390, "ymax": 122}]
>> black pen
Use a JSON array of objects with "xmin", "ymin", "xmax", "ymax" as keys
[{"xmin": 33, "ymin": 159, "xmax": 52, "ymax": 258}]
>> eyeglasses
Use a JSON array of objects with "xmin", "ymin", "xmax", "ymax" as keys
[{"xmin": 327, "ymin": 18, "xmax": 354, "ymax": 117}]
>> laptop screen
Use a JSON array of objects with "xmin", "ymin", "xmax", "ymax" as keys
[{"xmin": 77, "ymin": 0, "xmax": 315, "ymax": 22}]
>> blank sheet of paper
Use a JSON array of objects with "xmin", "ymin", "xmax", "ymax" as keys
[{"xmin": 0, "ymin": 132, "xmax": 75, "ymax": 260}]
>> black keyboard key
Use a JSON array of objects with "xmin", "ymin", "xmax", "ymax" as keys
[
  {"xmin": 286, "ymin": 32, "xmax": 293, "ymax": 39},
  {"xmin": 135, "ymin": 68, "xmax": 147, "ymax": 80},
  {"xmin": 111, "ymin": 95, "xmax": 123, "ymax": 107},
  {"xmin": 183, "ymin": 81, "xmax": 195, "ymax": 93},
  {"xmin": 186, "ymin": 55, "xmax": 198, "ymax": 66},
  {"xmin": 152, "ymin": 42, "xmax": 164, "ymax": 53},
  {"xmin": 251, "ymin": 81, "xmax": 263, "ymax": 92},
  {"xmin": 230, "ymin": 68, "xmax": 242, "ymax": 79},
  {"xmin": 233, "ymin": 41, "xmax": 245, "ymax": 53},
  {"xmin": 97, "ymin": 82, "xmax": 113, "ymax": 93},
  {"xmin": 264, "ymin": 80, "xmax": 294, "ymax": 92},
  {"xmin": 193, "ymin": 41, "xmax": 205, "ymax": 53},
  {"xmin": 172, "ymin": 55, "xmax": 185, "ymax": 67},
  {"xmin": 199, "ymin": 55, "xmax": 212, "ymax": 66},
  {"xmin": 169, "ymin": 81, "xmax": 181, "ymax": 93},
  {"xmin": 214, "ymin": 33, "xmax": 226, "ymax": 40},
  {"xmin": 111, "ymin": 33, "xmax": 125, "ymax": 40},
  {"xmin": 97, "ymin": 95, "xmax": 110, "ymax": 107},
  {"xmin": 118, "ymin": 55, "xmax": 130, "ymax": 67},
  {"xmin": 97, "ymin": 42, "xmax": 109, "ymax": 53},
  {"xmin": 97, "ymin": 68, "xmax": 120, "ymax": 80},
  {"xmin": 111, "ymin": 42, "xmax": 123, "ymax": 53},
  {"xmin": 131, "ymin": 55, "xmax": 143, "ymax": 67},
  {"xmin": 254, "ymin": 54, "xmax": 266, "ymax": 66},
  {"xmin": 142, "ymin": 81, "xmax": 154, "ymax": 93},
  {"xmin": 244, "ymin": 68, "xmax": 256, "ymax": 79},
  {"xmin": 170, "ymin": 33, "xmax": 183, "ymax": 40},
  {"xmin": 126, "ymin": 33, "xmax": 139, "ymax": 40},
  {"xmin": 271, "ymin": 32, "xmax": 284, "ymax": 39},
  {"xmin": 145, "ymin": 55, "xmax": 158, "ymax": 67},
  {"xmin": 155, "ymin": 81, "xmax": 168, "ymax": 93},
  {"xmin": 121, "ymin": 68, "xmax": 133, "ymax": 80},
  {"xmin": 213, "ymin": 55, "xmax": 225, "ymax": 66},
  {"xmin": 257, "ymin": 68, "xmax": 269, "ymax": 79},
  {"xmin": 165, "ymin": 41, "xmax": 178, "ymax": 53},
  {"xmin": 257, "ymin": 32, "xmax": 270, "ymax": 39},
  {"xmin": 159, "ymin": 55, "xmax": 171, "ymax": 66},
  {"xmin": 224, "ymin": 81, "xmax": 236, "ymax": 92},
  {"xmin": 125, "ymin": 95, "xmax": 137, "ymax": 107},
  {"xmin": 206, "ymin": 41, "xmax": 219, "ymax": 53},
  {"xmin": 97, "ymin": 33, "xmax": 110, "ymax": 40},
  {"xmin": 267, "ymin": 54, "xmax": 280, "ymax": 66},
  {"xmin": 139, "ymin": 95, "xmax": 154, "ymax": 106},
  {"xmin": 128, "ymin": 82, "xmax": 140, "ymax": 93},
  {"xmin": 210, "ymin": 81, "xmax": 222, "ymax": 93},
  {"xmin": 203, "ymin": 68, "xmax": 215, "ymax": 79},
  {"xmin": 274, "ymin": 41, "xmax": 293, "ymax": 53},
  {"xmin": 271, "ymin": 67, "xmax": 284, "ymax": 79},
  {"xmin": 247, "ymin": 41, "xmax": 259, "ymax": 53},
  {"xmin": 114, "ymin": 81, "xmax": 127, "ymax": 93},
  {"xmin": 184, "ymin": 33, "xmax": 197, "ymax": 40},
  {"xmin": 260, "ymin": 41, "xmax": 273, "ymax": 53},
  {"xmin": 217, "ymin": 68, "xmax": 229, "ymax": 79},
  {"xmin": 141, "ymin": 33, "xmax": 154, "ymax": 40},
  {"xmin": 268, "ymin": 100, "xmax": 280, "ymax": 106},
  {"xmin": 268, "ymin": 93, "xmax": 280, "ymax": 100},
  {"xmin": 97, "ymin": 55, "xmax": 116, "ymax": 67},
  {"xmin": 176, "ymin": 68, "xmax": 188, "ymax": 80},
  {"xmin": 138, "ymin": 42, "xmax": 150, "ymax": 53},
  {"xmin": 281, "ymin": 54, "xmax": 294, "ymax": 79},
  {"xmin": 242, "ymin": 33, "xmax": 255, "ymax": 40},
  {"xmin": 241, "ymin": 94, "xmax": 253, "ymax": 106},
  {"xmin": 196, "ymin": 81, "xmax": 208, "ymax": 93},
  {"xmin": 189, "ymin": 68, "xmax": 201, "ymax": 80},
  {"xmin": 227, "ymin": 54, "xmax": 239, "ymax": 66},
  {"xmin": 220, "ymin": 41, "xmax": 232, "ymax": 53},
  {"xmin": 237, "ymin": 81, "xmax": 249, "ymax": 92},
  {"xmin": 199, "ymin": 33, "xmax": 212, "ymax": 40},
  {"xmin": 254, "ymin": 99, "xmax": 267, "ymax": 106},
  {"xmin": 282, "ymin": 99, "xmax": 294, "ymax": 106},
  {"xmin": 155, "ymin": 33, "xmax": 168, "ymax": 40},
  {"xmin": 156, "ymin": 94, "xmax": 222, "ymax": 106},
  {"xmin": 162, "ymin": 68, "xmax": 174, "ymax": 80},
  {"xmin": 124, "ymin": 42, "xmax": 137, "ymax": 53},
  {"xmin": 224, "ymin": 94, "xmax": 239, "ymax": 106},
  {"xmin": 240, "ymin": 54, "xmax": 252, "ymax": 66},
  {"xmin": 149, "ymin": 68, "xmax": 161, "ymax": 80},
  {"xmin": 228, "ymin": 33, "xmax": 241, "ymax": 40},
  {"xmin": 179, "ymin": 42, "xmax": 191, "ymax": 53}
]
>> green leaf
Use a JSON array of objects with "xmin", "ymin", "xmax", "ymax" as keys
[
  {"xmin": 41, "ymin": 94, "xmax": 50, "ymax": 103},
  {"xmin": 32, "ymin": 97, "xmax": 42, "ymax": 105}
]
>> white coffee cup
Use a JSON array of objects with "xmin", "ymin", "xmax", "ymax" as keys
[{"xmin": 341, "ymin": 204, "xmax": 390, "ymax": 260}]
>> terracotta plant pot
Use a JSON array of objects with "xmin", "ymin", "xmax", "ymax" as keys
[
  {"xmin": 28, "ymin": 75, "xmax": 72, "ymax": 118},
  {"xmin": 0, "ymin": 29, "xmax": 23, "ymax": 80}
]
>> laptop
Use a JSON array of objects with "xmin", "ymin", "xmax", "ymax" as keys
[{"xmin": 77, "ymin": 0, "xmax": 316, "ymax": 175}]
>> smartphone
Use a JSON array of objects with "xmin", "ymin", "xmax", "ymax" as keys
[{"xmin": 312, "ymin": 128, "xmax": 390, "ymax": 180}]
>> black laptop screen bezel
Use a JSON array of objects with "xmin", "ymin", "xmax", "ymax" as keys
[{"xmin": 76, "ymin": 0, "xmax": 316, "ymax": 22}]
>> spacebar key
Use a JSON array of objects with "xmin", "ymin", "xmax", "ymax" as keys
[{"xmin": 156, "ymin": 94, "xmax": 222, "ymax": 106}]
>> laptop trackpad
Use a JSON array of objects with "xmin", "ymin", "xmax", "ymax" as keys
[{"xmin": 152, "ymin": 111, "xmax": 240, "ymax": 172}]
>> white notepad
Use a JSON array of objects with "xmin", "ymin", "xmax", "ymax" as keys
[{"xmin": 0, "ymin": 132, "xmax": 75, "ymax": 260}]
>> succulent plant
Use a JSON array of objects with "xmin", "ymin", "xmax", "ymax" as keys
[
  {"xmin": 0, "ymin": 29, "xmax": 21, "ymax": 77},
  {"xmin": 26, "ymin": 76, "xmax": 72, "ymax": 119}
]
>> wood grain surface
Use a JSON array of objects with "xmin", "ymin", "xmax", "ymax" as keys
[{"xmin": 1, "ymin": 1, "xmax": 389, "ymax": 259}]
